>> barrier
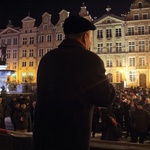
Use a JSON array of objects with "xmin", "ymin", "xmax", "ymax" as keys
[{"xmin": 0, "ymin": 129, "xmax": 150, "ymax": 150}]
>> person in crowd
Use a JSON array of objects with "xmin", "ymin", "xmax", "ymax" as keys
[
  {"xmin": 11, "ymin": 101, "xmax": 20, "ymax": 131},
  {"xmin": 32, "ymin": 15, "xmax": 115, "ymax": 150},
  {"xmin": 101, "ymin": 112, "xmax": 122, "ymax": 141},
  {"xmin": 0, "ymin": 96, "xmax": 5, "ymax": 128},
  {"xmin": 12, "ymin": 103, "xmax": 32, "ymax": 132},
  {"xmin": 18, "ymin": 94, "xmax": 26, "ymax": 105},
  {"xmin": 143, "ymin": 98, "xmax": 150, "ymax": 113},
  {"xmin": 130, "ymin": 101, "xmax": 150, "ymax": 143}
]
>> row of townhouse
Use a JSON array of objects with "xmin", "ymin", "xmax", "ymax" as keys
[{"xmin": 0, "ymin": 0, "xmax": 150, "ymax": 88}]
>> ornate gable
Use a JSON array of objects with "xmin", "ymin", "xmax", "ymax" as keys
[
  {"xmin": 0, "ymin": 27, "xmax": 20, "ymax": 35},
  {"xmin": 94, "ymin": 15, "xmax": 124, "ymax": 26}
]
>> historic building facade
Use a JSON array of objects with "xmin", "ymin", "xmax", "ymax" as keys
[{"xmin": 0, "ymin": 0, "xmax": 150, "ymax": 88}]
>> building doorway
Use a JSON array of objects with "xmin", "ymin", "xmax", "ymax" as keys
[{"xmin": 139, "ymin": 73, "xmax": 146, "ymax": 88}]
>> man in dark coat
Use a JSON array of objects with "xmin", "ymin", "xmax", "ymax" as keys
[{"xmin": 32, "ymin": 15, "xmax": 115, "ymax": 150}]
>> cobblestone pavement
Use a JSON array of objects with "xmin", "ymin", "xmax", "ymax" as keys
[{"xmin": 91, "ymin": 132, "xmax": 150, "ymax": 144}]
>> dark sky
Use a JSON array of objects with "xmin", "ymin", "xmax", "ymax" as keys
[{"xmin": 0, "ymin": 0, "xmax": 137, "ymax": 28}]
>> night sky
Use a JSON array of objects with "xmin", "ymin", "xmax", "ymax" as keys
[{"xmin": 0, "ymin": 0, "xmax": 141, "ymax": 28}]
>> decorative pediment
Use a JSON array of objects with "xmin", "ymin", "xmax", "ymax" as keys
[
  {"xmin": 94, "ymin": 15, "xmax": 124, "ymax": 26},
  {"xmin": 0, "ymin": 27, "xmax": 20, "ymax": 35},
  {"xmin": 21, "ymin": 16, "xmax": 35, "ymax": 22}
]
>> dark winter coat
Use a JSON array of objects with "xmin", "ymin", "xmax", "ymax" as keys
[
  {"xmin": 131, "ymin": 109, "xmax": 150, "ymax": 132},
  {"xmin": 33, "ymin": 39, "xmax": 115, "ymax": 150}
]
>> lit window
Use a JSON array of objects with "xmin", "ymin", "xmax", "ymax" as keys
[
  {"xmin": 29, "ymin": 37, "xmax": 34, "ymax": 44},
  {"xmin": 116, "ymin": 42, "xmax": 122, "ymax": 53},
  {"xmin": 97, "ymin": 43, "xmax": 103, "ymax": 54},
  {"xmin": 129, "ymin": 70, "xmax": 136, "ymax": 82},
  {"xmin": 13, "ymin": 49, "xmax": 17, "ymax": 58},
  {"xmin": 116, "ymin": 71, "xmax": 122, "ymax": 82},
  {"xmin": 22, "ymin": 50, "xmax": 27, "ymax": 57},
  {"xmin": 106, "ymin": 29, "xmax": 112, "ymax": 38},
  {"xmin": 107, "ymin": 59, "xmax": 113, "ymax": 67},
  {"xmin": 138, "ymin": 26, "xmax": 144, "ymax": 35},
  {"xmin": 56, "ymin": 33, "xmax": 63, "ymax": 41},
  {"xmin": 139, "ymin": 41, "xmax": 145, "ymax": 52},
  {"xmin": 38, "ymin": 48, "xmax": 44, "ymax": 57},
  {"xmin": 128, "ymin": 27, "xmax": 134, "ymax": 35},
  {"xmin": 107, "ymin": 43, "xmax": 112, "ymax": 53},
  {"xmin": 116, "ymin": 28, "xmax": 121, "ymax": 37},
  {"xmin": 128, "ymin": 42, "xmax": 135, "ymax": 52},
  {"xmin": 38, "ymin": 35, "xmax": 44, "ymax": 42},
  {"xmin": 23, "ymin": 37, "xmax": 27, "ymax": 45},
  {"xmin": 129, "ymin": 57, "xmax": 136, "ymax": 66},
  {"xmin": 97, "ymin": 30, "xmax": 103, "ymax": 38},
  {"xmin": 139, "ymin": 57, "xmax": 145, "ymax": 66}
]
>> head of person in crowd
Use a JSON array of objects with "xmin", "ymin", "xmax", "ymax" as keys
[
  {"xmin": 63, "ymin": 15, "xmax": 96, "ymax": 50},
  {"xmin": 21, "ymin": 103, "xmax": 27, "ymax": 110},
  {"xmin": 145, "ymin": 98, "xmax": 150, "ymax": 105},
  {"xmin": 136, "ymin": 101, "xmax": 144, "ymax": 110}
]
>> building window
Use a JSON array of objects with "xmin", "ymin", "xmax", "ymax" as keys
[
  {"xmin": 43, "ymin": 24, "xmax": 48, "ymax": 30},
  {"xmin": 13, "ymin": 49, "xmax": 17, "ymax": 58},
  {"xmin": 116, "ymin": 59, "xmax": 122, "ymax": 67},
  {"xmin": 7, "ymin": 39, "xmax": 11, "ymax": 45},
  {"xmin": 138, "ymin": 2, "xmax": 142, "ymax": 8},
  {"xmin": 139, "ymin": 57, "xmax": 145, "ymax": 66},
  {"xmin": 134, "ymin": 14, "xmax": 139, "ymax": 20},
  {"xmin": 38, "ymin": 35, "xmax": 44, "ymax": 42},
  {"xmin": 6, "ymin": 63, "xmax": 10, "ymax": 69},
  {"xmin": 143, "ymin": 13, "xmax": 148, "ymax": 19},
  {"xmin": 46, "ymin": 48, "xmax": 52, "ymax": 53},
  {"xmin": 29, "ymin": 37, "xmax": 34, "ymax": 44},
  {"xmin": 29, "ymin": 61, "xmax": 34, "ymax": 67},
  {"xmin": 116, "ymin": 28, "xmax": 121, "ymax": 37},
  {"xmin": 129, "ymin": 57, "xmax": 136, "ymax": 66},
  {"xmin": 107, "ymin": 59, "xmax": 113, "ymax": 67},
  {"xmin": 46, "ymin": 34, "xmax": 52, "ymax": 42},
  {"xmin": 116, "ymin": 42, "xmax": 122, "ymax": 53},
  {"xmin": 97, "ymin": 43, "xmax": 103, "ymax": 54},
  {"xmin": 129, "ymin": 70, "xmax": 136, "ymax": 82},
  {"xmin": 139, "ymin": 41, "xmax": 145, "ymax": 52},
  {"xmin": 7, "ymin": 49, "xmax": 11, "ymax": 59},
  {"xmin": 116, "ymin": 71, "xmax": 122, "ymax": 82},
  {"xmin": 13, "ymin": 38, "xmax": 18, "ymax": 45},
  {"xmin": 29, "ymin": 49, "xmax": 34, "ymax": 57},
  {"xmin": 138, "ymin": 26, "xmax": 144, "ymax": 35},
  {"xmin": 148, "ymin": 26, "xmax": 150, "ymax": 34},
  {"xmin": 28, "ymin": 72, "xmax": 34, "ymax": 82},
  {"xmin": 22, "ymin": 72, "xmax": 26, "ymax": 82},
  {"xmin": 129, "ymin": 41, "xmax": 135, "ymax": 52},
  {"xmin": 22, "ymin": 49, "xmax": 27, "ymax": 57},
  {"xmin": 12, "ymin": 62, "xmax": 17, "ymax": 69},
  {"xmin": 12, "ymin": 73, "xmax": 16, "ymax": 81},
  {"xmin": 97, "ymin": 30, "xmax": 103, "ymax": 38},
  {"xmin": 23, "ymin": 37, "xmax": 27, "ymax": 45},
  {"xmin": 22, "ymin": 62, "xmax": 26, "ymax": 67},
  {"xmin": 56, "ymin": 33, "xmax": 63, "ymax": 41},
  {"xmin": 38, "ymin": 48, "xmax": 44, "ymax": 57},
  {"xmin": 128, "ymin": 27, "xmax": 134, "ymax": 35},
  {"xmin": 107, "ymin": 43, "xmax": 112, "ymax": 53},
  {"xmin": 106, "ymin": 29, "xmax": 112, "ymax": 38}
]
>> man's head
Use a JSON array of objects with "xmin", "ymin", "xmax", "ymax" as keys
[{"xmin": 63, "ymin": 15, "xmax": 96, "ymax": 50}]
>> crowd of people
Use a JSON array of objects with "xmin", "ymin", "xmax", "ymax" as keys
[
  {"xmin": 0, "ymin": 86, "xmax": 150, "ymax": 145},
  {"xmin": 92, "ymin": 86, "xmax": 150, "ymax": 144},
  {"xmin": 0, "ymin": 94, "xmax": 36, "ymax": 132}
]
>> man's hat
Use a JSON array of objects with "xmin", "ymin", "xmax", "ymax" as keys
[{"xmin": 63, "ymin": 15, "xmax": 96, "ymax": 35}]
